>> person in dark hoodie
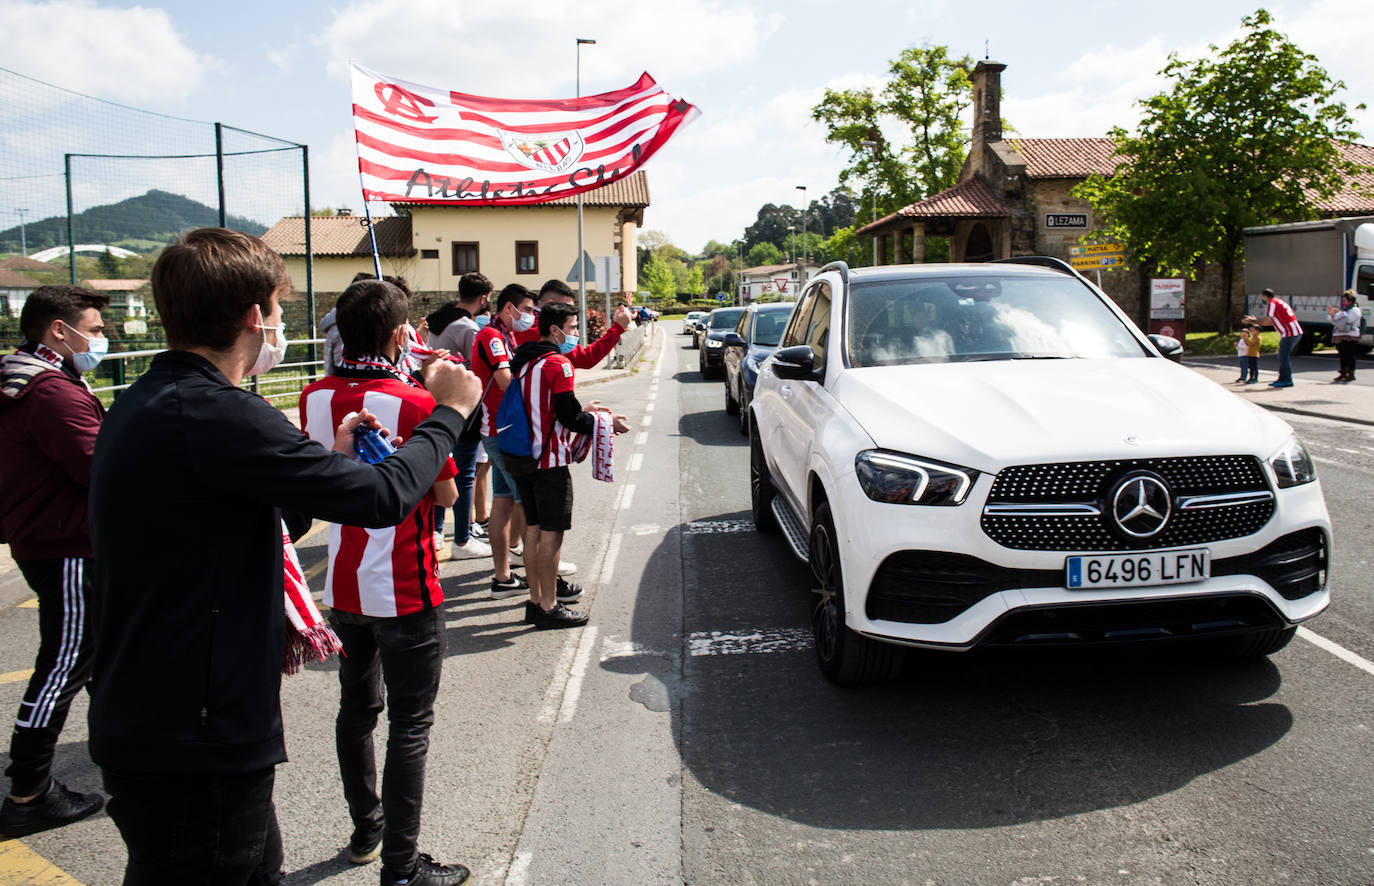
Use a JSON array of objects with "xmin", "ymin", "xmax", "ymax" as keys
[
  {"xmin": 0, "ymin": 285, "xmax": 109, "ymax": 838},
  {"xmin": 507, "ymin": 302, "xmax": 629, "ymax": 629},
  {"xmin": 88, "ymin": 228, "xmax": 481, "ymax": 885}
]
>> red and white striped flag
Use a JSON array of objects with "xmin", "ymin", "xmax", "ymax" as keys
[{"xmin": 350, "ymin": 63, "xmax": 698, "ymax": 206}]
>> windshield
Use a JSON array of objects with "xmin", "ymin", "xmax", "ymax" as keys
[
  {"xmin": 752, "ymin": 308, "xmax": 793, "ymax": 347},
  {"xmin": 845, "ymin": 275, "xmax": 1145, "ymax": 367},
  {"xmin": 709, "ymin": 308, "xmax": 744, "ymax": 330}
]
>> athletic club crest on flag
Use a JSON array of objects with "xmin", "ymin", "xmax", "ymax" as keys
[
  {"xmin": 350, "ymin": 63, "xmax": 698, "ymax": 206},
  {"xmin": 499, "ymin": 130, "xmax": 586, "ymax": 174}
]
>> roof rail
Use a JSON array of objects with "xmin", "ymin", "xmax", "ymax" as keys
[
  {"xmin": 990, "ymin": 255, "xmax": 1078, "ymax": 275},
  {"xmin": 817, "ymin": 260, "xmax": 850, "ymax": 287}
]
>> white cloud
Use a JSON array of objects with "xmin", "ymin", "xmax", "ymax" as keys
[
  {"xmin": 1282, "ymin": 0, "xmax": 1374, "ymax": 139},
  {"xmin": 315, "ymin": 0, "xmax": 780, "ymax": 97},
  {"xmin": 0, "ymin": 0, "xmax": 211, "ymax": 105}
]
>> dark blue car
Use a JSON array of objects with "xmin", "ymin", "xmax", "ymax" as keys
[{"xmin": 722, "ymin": 301, "xmax": 795, "ymax": 435}]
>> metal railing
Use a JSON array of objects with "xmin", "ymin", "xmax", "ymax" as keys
[{"xmin": 88, "ymin": 338, "xmax": 326, "ymax": 404}]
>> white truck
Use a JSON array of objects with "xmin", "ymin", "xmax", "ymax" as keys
[{"xmin": 1243, "ymin": 216, "xmax": 1374, "ymax": 354}]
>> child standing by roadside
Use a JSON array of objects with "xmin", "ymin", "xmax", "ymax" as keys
[
  {"xmin": 1243, "ymin": 324, "xmax": 1261, "ymax": 384},
  {"xmin": 1234, "ymin": 328, "xmax": 1248, "ymax": 382}
]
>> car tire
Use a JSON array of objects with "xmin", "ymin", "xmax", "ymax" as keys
[
  {"xmin": 724, "ymin": 377, "xmax": 740, "ymax": 415},
  {"xmin": 749, "ymin": 427, "xmax": 778, "ymax": 534},
  {"xmin": 1216, "ymin": 626, "xmax": 1297, "ymax": 658},
  {"xmin": 809, "ymin": 501, "xmax": 904, "ymax": 684},
  {"xmin": 738, "ymin": 385, "xmax": 749, "ymax": 436}
]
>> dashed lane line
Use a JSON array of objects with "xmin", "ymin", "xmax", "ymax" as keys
[{"xmin": 1298, "ymin": 627, "xmax": 1374, "ymax": 677}]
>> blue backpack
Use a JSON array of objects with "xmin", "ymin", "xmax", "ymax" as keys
[{"xmin": 495, "ymin": 358, "xmax": 549, "ymax": 475}]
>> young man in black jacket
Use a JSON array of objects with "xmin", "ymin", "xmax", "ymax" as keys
[{"xmin": 88, "ymin": 228, "xmax": 481, "ymax": 885}]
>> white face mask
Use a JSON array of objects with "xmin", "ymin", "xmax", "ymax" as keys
[
  {"xmin": 247, "ymin": 306, "xmax": 287, "ymax": 376},
  {"xmin": 513, "ymin": 309, "xmax": 535, "ymax": 332},
  {"xmin": 59, "ymin": 321, "xmax": 108, "ymax": 372}
]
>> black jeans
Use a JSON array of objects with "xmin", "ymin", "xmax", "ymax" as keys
[
  {"xmin": 6, "ymin": 557, "xmax": 95, "ymax": 796},
  {"xmin": 1336, "ymin": 339, "xmax": 1359, "ymax": 377},
  {"xmin": 102, "ymin": 766, "xmax": 283, "ymax": 885},
  {"xmin": 330, "ymin": 607, "xmax": 445, "ymax": 876}
]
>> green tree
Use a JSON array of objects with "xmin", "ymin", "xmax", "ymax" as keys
[
  {"xmin": 746, "ymin": 242, "xmax": 784, "ymax": 267},
  {"xmin": 1074, "ymin": 9, "xmax": 1367, "ymax": 333},
  {"xmin": 685, "ymin": 264, "xmax": 705, "ymax": 297},
  {"xmin": 812, "ymin": 44, "xmax": 974, "ymax": 223},
  {"xmin": 641, "ymin": 252, "xmax": 676, "ymax": 301}
]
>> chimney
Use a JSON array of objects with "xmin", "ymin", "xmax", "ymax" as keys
[
  {"xmin": 337, "ymin": 208, "xmax": 352, "ymax": 216},
  {"xmin": 970, "ymin": 60, "xmax": 1006, "ymax": 148}
]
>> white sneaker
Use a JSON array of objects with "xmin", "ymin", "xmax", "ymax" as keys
[
  {"xmin": 433, "ymin": 532, "xmax": 449, "ymax": 561},
  {"xmin": 509, "ymin": 546, "xmax": 574, "ymax": 575},
  {"xmin": 450, "ymin": 537, "xmax": 493, "ymax": 560}
]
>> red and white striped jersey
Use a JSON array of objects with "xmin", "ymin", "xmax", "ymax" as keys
[
  {"xmin": 472, "ymin": 324, "xmax": 515, "ymax": 437},
  {"xmin": 517, "ymin": 353, "xmax": 581, "ymax": 469},
  {"xmin": 1267, "ymin": 297, "xmax": 1303, "ymax": 338},
  {"xmin": 298, "ymin": 375, "xmax": 456, "ymax": 617}
]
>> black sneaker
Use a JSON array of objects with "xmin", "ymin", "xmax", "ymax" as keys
[
  {"xmin": 532, "ymin": 602, "xmax": 590, "ymax": 630},
  {"xmin": 347, "ymin": 820, "xmax": 384, "ymax": 864},
  {"xmin": 523, "ymin": 601, "xmax": 540, "ymax": 624},
  {"xmin": 555, "ymin": 576, "xmax": 583, "ymax": 602},
  {"xmin": 0, "ymin": 778, "xmax": 103, "ymax": 838},
  {"xmin": 381, "ymin": 852, "xmax": 471, "ymax": 886},
  {"xmin": 489, "ymin": 573, "xmax": 529, "ymax": 599}
]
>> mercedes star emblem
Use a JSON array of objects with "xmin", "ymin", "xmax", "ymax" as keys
[{"xmin": 1110, "ymin": 472, "xmax": 1172, "ymax": 538}]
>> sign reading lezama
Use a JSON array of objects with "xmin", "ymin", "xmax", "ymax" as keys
[{"xmin": 351, "ymin": 63, "xmax": 698, "ymax": 205}]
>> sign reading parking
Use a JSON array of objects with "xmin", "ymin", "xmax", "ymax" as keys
[{"xmin": 1070, "ymin": 242, "xmax": 1125, "ymax": 270}]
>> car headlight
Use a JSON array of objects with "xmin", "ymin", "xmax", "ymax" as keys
[
  {"xmin": 706, "ymin": 339, "xmax": 724, "ymax": 348},
  {"xmin": 1268, "ymin": 435, "xmax": 1317, "ymax": 488},
  {"xmin": 855, "ymin": 450, "xmax": 978, "ymax": 505}
]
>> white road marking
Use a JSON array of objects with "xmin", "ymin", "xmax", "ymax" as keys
[
  {"xmin": 645, "ymin": 401, "xmax": 655, "ymax": 413},
  {"xmin": 635, "ymin": 431, "xmax": 648, "ymax": 446},
  {"xmin": 602, "ymin": 533, "xmax": 623, "ymax": 584},
  {"xmin": 558, "ymin": 625, "xmax": 600, "ymax": 724},
  {"xmin": 620, "ymin": 484, "xmax": 636, "ymax": 510},
  {"xmin": 505, "ymin": 850, "xmax": 533, "ymax": 886},
  {"xmin": 600, "ymin": 636, "xmax": 667, "ymax": 662},
  {"xmin": 641, "ymin": 415, "xmax": 653, "ymax": 427},
  {"xmin": 1336, "ymin": 447, "xmax": 1360, "ymax": 454},
  {"xmin": 1298, "ymin": 627, "xmax": 1374, "ymax": 677},
  {"xmin": 535, "ymin": 634, "xmax": 583, "ymax": 727},
  {"xmin": 683, "ymin": 519, "xmax": 754, "ymax": 534},
  {"xmin": 629, "ymin": 452, "xmax": 644, "ymax": 472},
  {"xmin": 688, "ymin": 628, "xmax": 813, "ymax": 656}
]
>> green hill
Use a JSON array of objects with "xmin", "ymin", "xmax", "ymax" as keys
[{"xmin": 0, "ymin": 190, "xmax": 267, "ymax": 253}]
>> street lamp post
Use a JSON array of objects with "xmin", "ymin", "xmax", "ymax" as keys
[
  {"xmin": 575, "ymin": 37, "xmax": 596, "ymax": 337},
  {"xmin": 15, "ymin": 208, "xmax": 29, "ymax": 257},
  {"xmin": 794, "ymin": 185, "xmax": 807, "ymax": 266},
  {"xmin": 787, "ymin": 225, "xmax": 795, "ymax": 263},
  {"xmin": 861, "ymin": 140, "xmax": 879, "ymax": 266}
]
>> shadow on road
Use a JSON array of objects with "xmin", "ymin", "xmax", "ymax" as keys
[{"xmin": 613, "ymin": 512, "xmax": 1292, "ymax": 831}]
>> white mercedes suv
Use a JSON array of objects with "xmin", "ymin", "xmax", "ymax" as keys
[{"xmin": 749, "ymin": 259, "xmax": 1331, "ymax": 683}]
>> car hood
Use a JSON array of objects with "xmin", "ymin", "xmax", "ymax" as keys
[{"xmin": 830, "ymin": 358, "xmax": 1293, "ymax": 470}]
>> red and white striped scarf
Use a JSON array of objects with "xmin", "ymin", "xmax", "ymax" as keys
[
  {"xmin": 337, "ymin": 353, "xmax": 421, "ymax": 388},
  {"xmin": 591, "ymin": 412, "xmax": 615, "ymax": 483},
  {"xmin": 281, "ymin": 520, "xmax": 342, "ymax": 674}
]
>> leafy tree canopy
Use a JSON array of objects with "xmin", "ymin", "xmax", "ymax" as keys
[
  {"xmin": 1074, "ymin": 8, "xmax": 1367, "ymax": 332},
  {"xmin": 746, "ymin": 242, "xmax": 785, "ymax": 267},
  {"xmin": 812, "ymin": 45, "xmax": 975, "ymax": 225}
]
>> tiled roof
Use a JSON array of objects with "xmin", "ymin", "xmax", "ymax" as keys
[
  {"xmin": 0, "ymin": 269, "xmax": 40, "ymax": 288},
  {"xmin": 397, "ymin": 170, "xmax": 651, "ymax": 209},
  {"xmin": 744, "ymin": 262, "xmax": 819, "ymax": 276},
  {"xmin": 1317, "ymin": 143, "xmax": 1374, "ymax": 214},
  {"xmin": 1009, "ymin": 138, "xmax": 1120, "ymax": 178},
  {"xmin": 0, "ymin": 256, "xmax": 54, "ymax": 272},
  {"xmin": 261, "ymin": 215, "xmax": 415, "ymax": 258},
  {"xmin": 857, "ymin": 177, "xmax": 1007, "ymax": 234},
  {"xmin": 84, "ymin": 279, "xmax": 148, "ymax": 291}
]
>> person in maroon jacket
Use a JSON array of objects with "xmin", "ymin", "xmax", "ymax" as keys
[{"xmin": 0, "ymin": 284, "xmax": 108, "ymax": 838}]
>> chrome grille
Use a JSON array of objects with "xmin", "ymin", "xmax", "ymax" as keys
[{"xmin": 982, "ymin": 456, "xmax": 1274, "ymax": 551}]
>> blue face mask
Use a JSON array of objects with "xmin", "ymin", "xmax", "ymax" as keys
[
  {"xmin": 557, "ymin": 331, "xmax": 579, "ymax": 354},
  {"xmin": 475, "ymin": 315, "xmax": 490, "ymax": 329},
  {"xmin": 61, "ymin": 322, "xmax": 108, "ymax": 372}
]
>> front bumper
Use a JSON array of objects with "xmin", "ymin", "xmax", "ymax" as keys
[{"xmin": 831, "ymin": 471, "xmax": 1331, "ymax": 649}]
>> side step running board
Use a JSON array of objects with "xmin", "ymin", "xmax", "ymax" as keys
[{"xmin": 771, "ymin": 498, "xmax": 810, "ymax": 562}]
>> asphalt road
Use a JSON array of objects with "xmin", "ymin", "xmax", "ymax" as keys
[
  {"xmin": 2, "ymin": 320, "xmax": 1373, "ymax": 885},
  {"xmin": 1186, "ymin": 350, "xmax": 1374, "ymax": 387}
]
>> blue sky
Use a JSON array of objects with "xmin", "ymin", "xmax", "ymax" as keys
[{"xmin": 1, "ymin": 0, "xmax": 1367, "ymax": 252}]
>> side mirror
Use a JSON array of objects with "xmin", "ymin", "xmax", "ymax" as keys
[
  {"xmin": 771, "ymin": 345, "xmax": 818, "ymax": 380},
  {"xmin": 1148, "ymin": 334, "xmax": 1184, "ymax": 362},
  {"xmin": 723, "ymin": 332, "xmax": 745, "ymax": 347}
]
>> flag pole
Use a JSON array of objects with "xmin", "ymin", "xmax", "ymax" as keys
[{"xmin": 576, "ymin": 38, "xmax": 596, "ymax": 338}]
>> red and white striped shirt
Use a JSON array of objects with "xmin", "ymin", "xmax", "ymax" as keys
[
  {"xmin": 517, "ymin": 353, "xmax": 584, "ymax": 470},
  {"xmin": 1267, "ymin": 297, "xmax": 1303, "ymax": 338},
  {"xmin": 472, "ymin": 323, "xmax": 515, "ymax": 437},
  {"xmin": 298, "ymin": 374, "xmax": 456, "ymax": 617}
]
